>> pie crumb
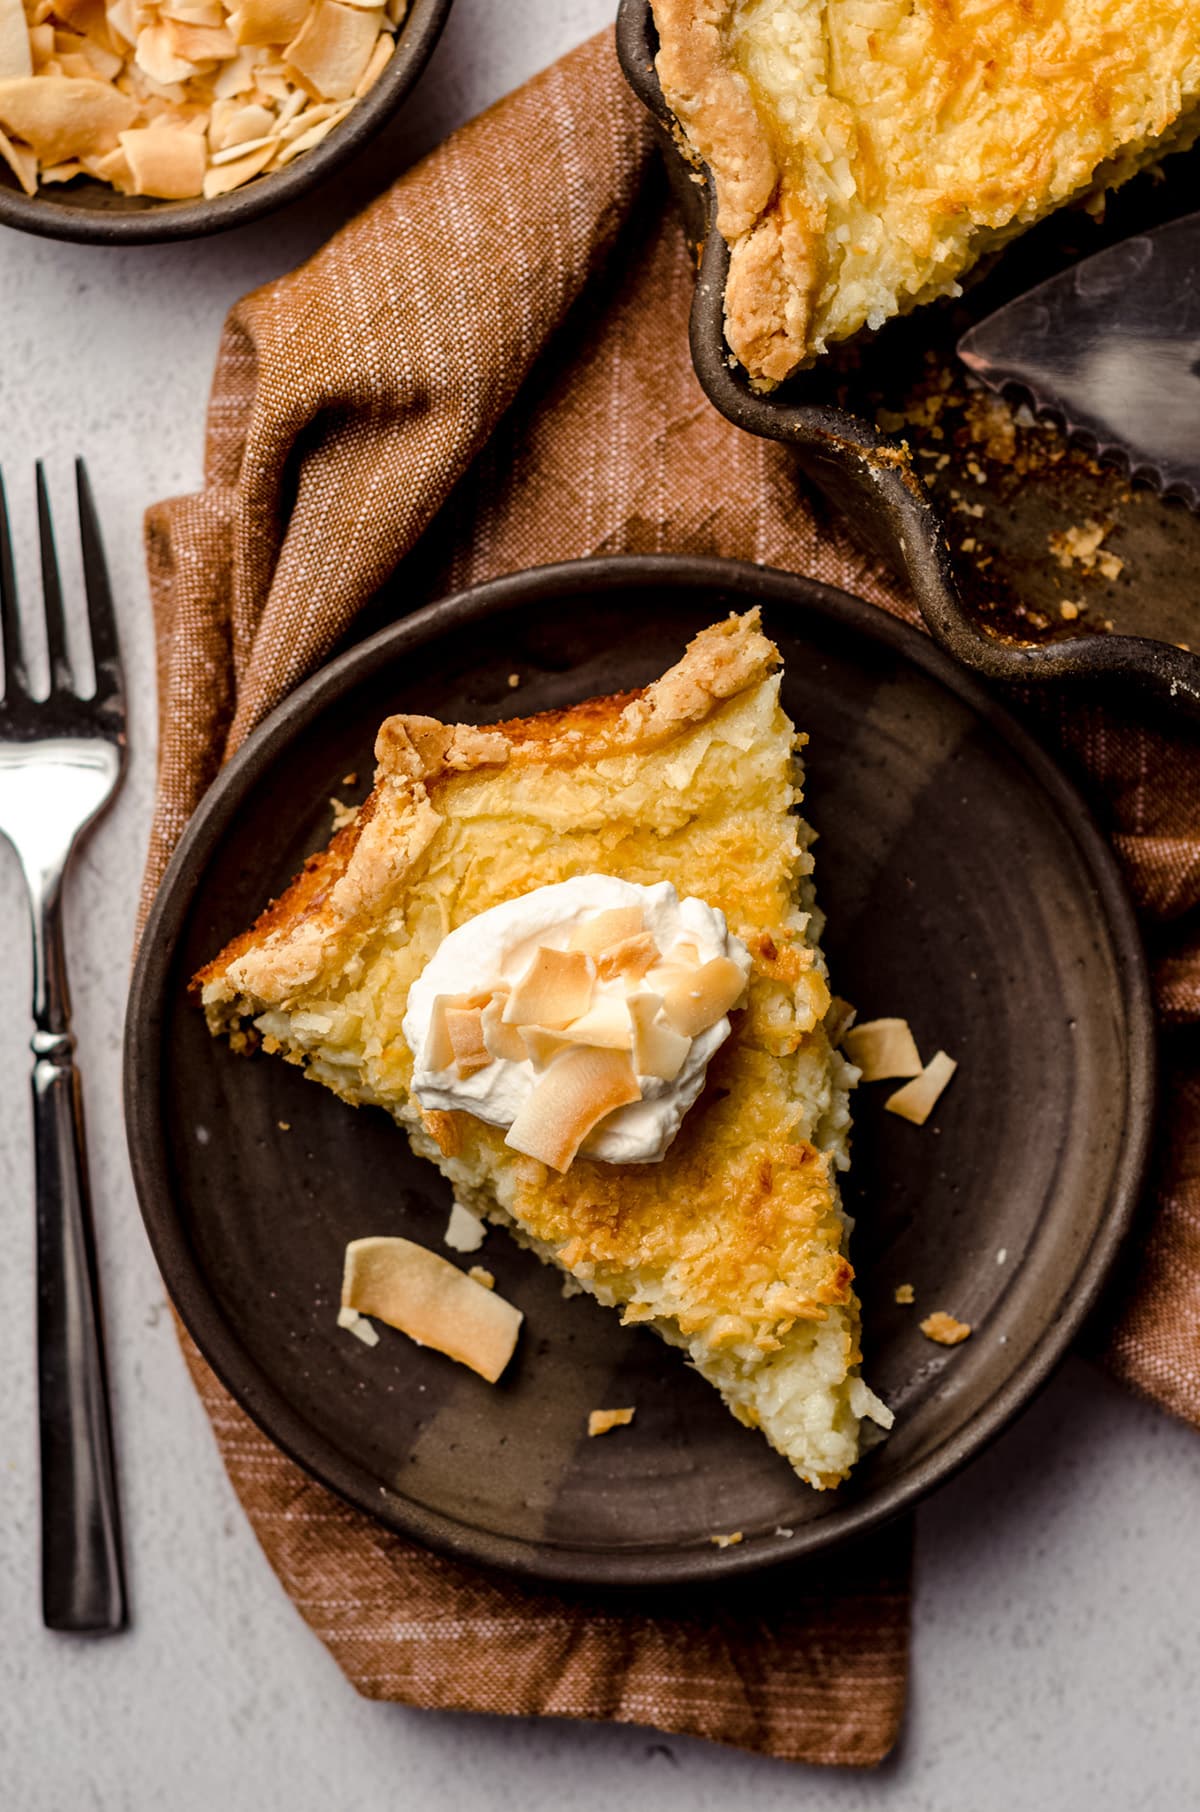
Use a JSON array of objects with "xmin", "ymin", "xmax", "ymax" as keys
[
  {"xmin": 588, "ymin": 1407, "xmax": 635, "ymax": 1437},
  {"xmin": 920, "ymin": 1311, "xmax": 972, "ymax": 1346},
  {"xmin": 507, "ymin": 673, "xmax": 520, "ymax": 688},
  {"xmin": 894, "ymin": 1283, "xmax": 914, "ymax": 1304},
  {"xmin": 468, "ymin": 1266, "xmax": 495, "ymax": 1290},
  {"xmin": 710, "ymin": 1531, "xmax": 743, "ymax": 1548},
  {"xmin": 444, "ymin": 1202, "xmax": 486, "ymax": 1253},
  {"xmin": 336, "ymin": 1306, "xmax": 379, "ymax": 1348},
  {"xmin": 329, "ymin": 797, "xmax": 358, "ymax": 833},
  {"xmin": 341, "ymin": 773, "xmax": 358, "ymax": 787},
  {"xmin": 277, "ymin": 1120, "xmax": 290, "ymax": 1132},
  {"xmin": 773, "ymin": 1525, "xmax": 794, "ymax": 1539}
]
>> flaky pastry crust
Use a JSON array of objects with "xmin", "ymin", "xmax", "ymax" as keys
[{"xmin": 196, "ymin": 611, "xmax": 779, "ymax": 1010}]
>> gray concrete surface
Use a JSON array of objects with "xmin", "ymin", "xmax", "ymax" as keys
[{"xmin": 1, "ymin": 4, "xmax": 1197, "ymax": 1805}]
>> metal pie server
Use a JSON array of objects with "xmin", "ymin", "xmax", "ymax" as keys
[{"xmin": 959, "ymin": 210, "xmax": 1200, "ymax": 511}]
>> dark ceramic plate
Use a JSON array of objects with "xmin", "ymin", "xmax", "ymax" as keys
[{"xmin": 125, "ymin": 556, "xmax": 1154, "ymax": 1585}]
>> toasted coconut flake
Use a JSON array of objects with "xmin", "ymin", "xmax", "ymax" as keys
[
  {"xmin": 596, "ymin": 931, "xmax": 659, "ymax": 983},
  {"xmin": 271, "ymin": 99, "xmax": 345, "ymax": 159},
  {"xmin": 81, "ymin": 142, "xmax": 131, "ymax": 186},
  {"xmin": 885, "ymin": 1051, "xmax": 957, "ymax": 1126},
  {"xmin": 162, "ymin": 0, "xmax": 227, "ymax": 25},
  {"xmin": 480, "ymin": 991, "xmax": 527, "ymax": 1064},
  {"xmin": 385, "ymin": 0, "xmax": 405, "ymax": 22},
  {"xmin": 209, "ymin": 129, "xmax": 273, "ymax": 162},
  {"xmin": 444, "ymin": 1201, "xmax": 485, "ymax": 1254},
  {"xmin": 844, "ymin": 1017, "xmax": 923, "ymax": 1082},
  {"xmin": 105, "ymin": 0, "xmax": 136, "ymax": 45},
  {"xmin": 120, "ymin": 122, "xmax": 204, "ymax": 194},
  {"xmin": 587, "ymin": 1407, "xmax": 635, "ymax": 1437},
  {"xmin": 0, "ymin": 75, "xmax": 135, "ymax": 159},
  {"xmin": 0, "ymin": 0, "xmax": 33, "ymax": 79},
  {"xmin": 567, "ymin": 906, "xmax": 644, "ymax": 958},
  {"xmin": 0, "ymin": 121, "xmax": 36, "ymax": 192},
  {"xmin": 422, "ymin": 995, "xmax": 457, "ymax": 1072},
  {"xmin": 505, "ymin": 1046, "xmax": 641, "ymax": 1172},
  {"xmin": 283, "ymin": 0, "xmax": 379, "ymax": 100},
  {"xmin": 61, "ymin": 37, "xmax": 123, "ymax": 79},
  {"xmin": 273, "ymin": 92, "xmax": 335, "ymax": 135},
  {"xmin": 208, "ymin": 95, "xmax": 272, "ymax": 147},
  {"xmin": 920, "ymin": 1310, "xmax": 972, "ymax": 1347},
  {"xmin": 664, "ymin": 939, "xmax": 699, "ymax": 965},
  {"xmin": 39, "ymin": 155, "xmax": 84, "ymax": 181},
  {"xmin": 28, "ymin": 22, "xmax": 53, "ymax": 63},
  {"xmin": 229, "ymin": 0, "xmax": 310, "ymax": 45},
  {"xmin": 211, "ymin": 46, "xmax": 262, "ymax": 96},
  {"xmin": 444, "ymin": 1005, "xmax": 491, "ymax": 1080},
  {"xmin": 351, "ymin": 24, "xmax": 388, "ymax": 94},
  {"xmin": 658, "ymin": 955, "xmax": 747, "ymax": 1038},
  {"xmin": 134, "ymin": 22, "xmax": 196, "ymax": 85},
  {"xmin": 628, "ymin": 992, "xmax": 691, "ymax": 1082},
  {"xmin": 503, "ymin": 946, "xmax": 594, "ymax": 1030},
  {"xmin": 342, "ymin": 1236, "xmax": 522, "ymax": 1383},
  {"xmin": 336, "ymin": 1304, "xmax": 379, "ymax": 1347},
  {"xmin": 163, "ymin": 17, "xmax": 235, "ymax": 58},
  {"xmin": 269, "ymin": 83, "xmax": 306, "ymax": 128},
  {"xmin": 558, "ymin": 995, "xmax": 634, "ymax": 1050},
  {"xmin": 519, "ymin": 1024, "xmax": 567, "ymax": 1071},
  {"xmin": 202, "ymin": 136, "xmax": 272, "ymax": 192}
]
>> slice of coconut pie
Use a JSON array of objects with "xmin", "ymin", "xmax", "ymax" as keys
[{"xmin": 194, "ymin": 611, "xmax": 891, "ymax": 1487}]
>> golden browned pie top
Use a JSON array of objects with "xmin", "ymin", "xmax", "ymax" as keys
[
  {"xmin": 196, "ymin": 610, "xmax": 855, "ymax": 1359},
  {"xmin": 651, "ymin": 0, "xmax": 1200, "ymax": 386}
]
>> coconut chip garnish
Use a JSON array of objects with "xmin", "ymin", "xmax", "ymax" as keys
[
  {"xmin": 0, "ymin": 0, "xmax": 408, "ymax": 201},
  {"xmin": 587, "ymin": 1407, "xmax": 635, "ymax": 1437},
  {"xmin": 341, "ymin": 1235, "xmax": 522, "ymax": 1383},
  {"xmin": 885, "ymin": 1051, "xmax": 958, "ymax": 1126},
  {"xmin": 843, "ymin": 1017, "xmax": 923, "ymax": 1083}
]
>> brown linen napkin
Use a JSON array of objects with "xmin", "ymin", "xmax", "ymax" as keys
[{"xmin": 141, "ymin": 22, "xmax": 1200, "ymax": 1768}]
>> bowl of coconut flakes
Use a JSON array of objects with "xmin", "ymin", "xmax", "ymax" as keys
[{"xmin": 0, "ymin": 0, "xmax": 450, "ymax": 240}]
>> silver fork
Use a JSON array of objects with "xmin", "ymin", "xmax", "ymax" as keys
[{"xmin": 0, "ymin": 462, "xmax": 127, "ymax": 1633}]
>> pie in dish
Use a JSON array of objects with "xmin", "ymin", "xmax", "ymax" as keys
[
  {"xmin": 194, "ymin": 611, "xmax": 892, "ymax": 1488},
  {"xmin": 650, "ymin": 0, "xmax": 1200, "ymax": 386}
]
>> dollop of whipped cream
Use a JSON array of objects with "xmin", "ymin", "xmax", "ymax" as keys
[{"xmin": 403, "ymin": 876, "xmax": 752, "ymax": 1168}]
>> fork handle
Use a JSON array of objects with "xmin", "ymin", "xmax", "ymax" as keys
[{"xmin": 33, "ymin": 1001, "xmax": 126, "ymax": 1633}]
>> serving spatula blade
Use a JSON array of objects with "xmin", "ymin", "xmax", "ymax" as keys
[{"xmin": 958, "ymin": 211, "xmax": 1200, "ymax": 511}]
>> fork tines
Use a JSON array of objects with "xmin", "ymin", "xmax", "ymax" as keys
[{"xmin": 0, "ymin": 462, "xmax": 125, "ymax": 721}]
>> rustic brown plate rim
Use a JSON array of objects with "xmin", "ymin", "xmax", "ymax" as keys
[{"xmin": 123, "ymin": 554, "xmax": 1155, "ymax": 1586}]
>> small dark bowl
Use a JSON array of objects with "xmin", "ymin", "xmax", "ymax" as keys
[
  {"xmin": 0, "ymin": 0, "xmax": 451, "ymax": 244},
  {"xmin": 615, "ymin": 0, "xmax": 1200, "ymax": 720}
]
